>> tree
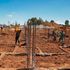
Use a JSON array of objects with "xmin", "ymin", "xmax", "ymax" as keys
[
  {"xmin": 50, "ymin": 20, "xmax": 54, "ymax": 23},
  {"xmin": 27, "ymin": 17, "xmax": 44, "ymax": 25},
  {"xmin": 65, "ymin": 20, "xmax": 69, "ymax": 26},
  {"xmin": 14, "ymin": 21, "xmax": 20, "ymax": 28},
  {"xmin": 27, "ymin": 17, "xmax": 38, "ymax": 25},
  {"xmin": 37, "ymin": 18, "xmax": 43, "ymax": 25},
  {"xmin": 45, "ymin": 20, "xmax": 48, "ymax": 23},
  {"xmin": 10, "ymin": 24, "xmax": 14, "ymax": 27}
]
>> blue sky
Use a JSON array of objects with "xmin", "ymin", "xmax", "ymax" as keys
[{"xmin": 0, "ymin": 0, "xmax": 70, "ymax": 25}]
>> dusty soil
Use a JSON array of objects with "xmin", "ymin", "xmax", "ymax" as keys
[{"xmin": 0, "ymin": 27, "xmax": 70, "ymax": 70}]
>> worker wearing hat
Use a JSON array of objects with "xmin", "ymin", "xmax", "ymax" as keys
[{"xmin": 15, "ymin": 25, "xmax": 21, "ymax": 45}]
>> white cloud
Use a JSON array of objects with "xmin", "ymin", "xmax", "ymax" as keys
[
  {"xmin": 7, "ymin": 14, "xmax": 13, "ymax": 18},
  {"xmin": 55, "ymin": 20, "xmax": 64, "ymax": 24}
]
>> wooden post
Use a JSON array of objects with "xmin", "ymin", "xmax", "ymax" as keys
[{"xmin": 32, "ymin": 24, "xmax": 36, "ymax": 69}]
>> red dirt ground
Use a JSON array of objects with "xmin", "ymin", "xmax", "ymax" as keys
[{"xmin": 0, "ymin": 27, "xmax": 70, "ymax": 70}]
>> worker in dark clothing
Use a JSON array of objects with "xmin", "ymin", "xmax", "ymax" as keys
[
  {"xmin": 0, "ymin": 26, "xmax": 3, "ymax": 31},
  {"xmin": 15, "ymin": 26, "xmax": 21, "ymax": 45},
  {"xmin": 59, "ymin": 30, "xmax": 65, "ymax": 46},
  {"xmin": 48, "ymin": 31, "xmax": 50, "ymax": 39},
  {"xmin": 1, "ymin": 26, "xmax": 3, "ymax": 32},
  {"xmin": 52, "ymin": 30, "xmax": 56, "ymax": 41}
]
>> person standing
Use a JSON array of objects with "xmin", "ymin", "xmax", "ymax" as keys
[
  {"xmin": 59, "ymin": 30, "xmax": 65, "ymax": 46},
  {"xmin": 15, "ymin": 25, "xmax": 21, "ymax": 45},
  {"xmin": 52, "ymin": 30, "xmax": 56, "ymax": 41}
]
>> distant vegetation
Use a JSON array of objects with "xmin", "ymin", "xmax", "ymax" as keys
[
  {"xmin": 27, "ymin": 17, "xmax": 70, "ymax": 26},
  {"xmin": 0, "ymin": 17, "xmax": 70, "ymax": 27},
  {"xmin": 27, "ymin": 17, "xmax": 43, "ymax": 25},
  {"xmin": 65, "ymin": 20, "xmax": 69, "ymax": 26},
  {"xmin": 8, "ymin": 22, "xmax": 20, "ymax": 28}
]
